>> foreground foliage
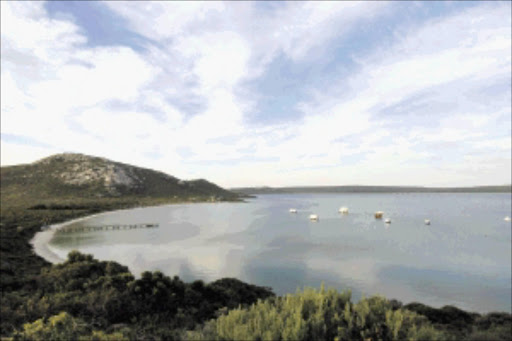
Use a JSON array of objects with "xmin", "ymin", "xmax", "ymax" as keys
[
  {"xmin": 186, "ymin": 286, "xmax": 512, "ymax": 340},
  {"xmin": 3, "ymin": 251, "xmax": 273, "ymax": 340},
  {"xmin": 188, "ymin": 287, "xmax": 441, "ymax": 341},
  {"xmin": 188, "ymin": 286, "xmax": 511, "ymax": 341},
  {"xmin": 2, "ymin": 251, "xmax": 511, "ymax": 340},
  {"xmin": 15, "ymin": 312, "xmax": 127, "ymax": 341}
]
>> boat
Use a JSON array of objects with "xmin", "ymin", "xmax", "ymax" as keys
[
  {"xmin": 505, "ymin": 216, "xmax": 511, "ymax": 222},
  {"xmin": 424, "ymin": 219, "xmax": 431, "ymax": 225},
  {"xmin": 309, "ymin": 214, "xmax": 319, "ymax": 221},
  {"xmin": 374, "ymin": 211, "xmax": 384, "ymax": 219},
  {"xmin": 338, "ymin": 207, "xmax": 349, "ymax": 214},
  {"xmin": 289, "ymin": 208, "xmax": 297, "ymax": 213},
  {"xmin": 384, "ymin": 218, "xmax": 391, "ymax": 224}
]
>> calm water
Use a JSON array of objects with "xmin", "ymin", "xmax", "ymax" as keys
[{"xmin": 47, "ymin": 193, "xmax": 512, "ymax": 313}]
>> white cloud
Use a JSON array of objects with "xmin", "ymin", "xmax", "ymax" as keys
[
  {"xmin": 1, "ymin": 1, "xmax": 186, "ymax": 172},
  {"xmin": 104, "ymin": 2, "xmax": 227, "ymax": 40},
  {"xmin": 177, "ymin": 32, "xmax": 251, "ymax": 91},
  {"xmin": 266, "ymin": 1, "xmax": 389, "ymax": 62},
  {"xmin": 266, "ymin": 3, "xmax": 511, "ymax": 186},
  {"xmin": 1, "ymin": 1, "xmax": 510, "ymax": 187}
]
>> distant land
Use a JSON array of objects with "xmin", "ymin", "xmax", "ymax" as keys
[
  {"xmin": 0, "ymin": 153, "xmax": 240, "ymax": 208},
  {"xmin": 231, "ymin": 185, "xmax": 512, "ymax": 195}
]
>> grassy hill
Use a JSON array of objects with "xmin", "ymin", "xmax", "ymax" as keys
[
  {"xmin": 1, "ymin": 153, "xmax": 239, "ymax": 207},
  {"xmin": 231, "ymin": 185, "xmax": 512, "ymax": 195}
]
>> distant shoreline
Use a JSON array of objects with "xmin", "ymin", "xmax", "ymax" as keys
[{"xmin": 231, "ymin": 185, "xmax": 512, "ymax": 195}]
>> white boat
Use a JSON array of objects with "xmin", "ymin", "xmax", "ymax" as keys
[
  {"xmin": 505, "ymin": 216, "xmax": 511, "ymax": 222},
  {"xmin": 384, "ymin": 218, "xmax": 391, "ymax": 224},
  {"xmin": 289, "ymin": 208, "xmax": 297, "ymax": 213},
  {"xmin": 424, "ymin": 219, "xmax": 431, "ymax": 225},
  {"xmin": 338, "ymin": 207, "xmax": 349, "ymax": 214},
  {"xmin": 374, "ymin": 211, "xmax": 384, "ymax": 219},
  {"xmin": 309, "ymin": 214, "xmax": 319, "ymax": 221}
]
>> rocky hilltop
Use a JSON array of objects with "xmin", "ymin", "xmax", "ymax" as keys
[
  {"xmin": 35, "ymin": 153, "xmax": 144, "ymax": 193},
  {"xmin": 1, "ymin": 153, "xmax": 239, "ymax": 202}
]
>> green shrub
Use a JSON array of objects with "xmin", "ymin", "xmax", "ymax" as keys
[
  {"xmin": 14, "ymin": 312, "xmax": 127, "ymax": 341},
  {"xmin": 192, "ymin": 285, "xmax": 444, "ymax": 341}
]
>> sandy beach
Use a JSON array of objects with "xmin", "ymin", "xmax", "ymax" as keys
[
  {"xmin": 29, "ymin": 201, "xmax": 214, "ymax": 264},
  {"xmin": 30, "ymin": 209, "xmax": 132, "ymax": 264},
  {"xmin": 30, "ymin": 229, "xmax": 65, "ymax": 264}
]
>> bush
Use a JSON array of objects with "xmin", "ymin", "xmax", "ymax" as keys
[
  {"xmin": 14, "ymin": 312, "xmax": 127, "ymax": 341},
  {"xmin": 190, "ymin": 285, "xmax": 444, "ymax": 341}
]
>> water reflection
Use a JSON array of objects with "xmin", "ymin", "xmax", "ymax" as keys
[
  {"xmin": 378, "ymin": 265, "xmax": 512, "ymax": 312},
  {"xmin": 45, "ymin": 193, "xmax": 512, "ymax": 313}
]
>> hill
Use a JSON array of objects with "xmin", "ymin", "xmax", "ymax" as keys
[
  {"xmin": 0, "ymin": 153, "xmax": 240, "ymax": 311},
  {"xmin": 1, "ymin": 153, "xmax": 239, "ymax": 206},
  {"xmin": 231, "ymin": 185, "xmax": 512, "ymax": 195}
]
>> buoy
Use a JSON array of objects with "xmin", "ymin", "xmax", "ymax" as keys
[
  {"xmin": 424, "ymin": 219, "xmax": 431, "ymax": 225},
  {"xmin": 289, "ymin": 208, "xmax": 297, "ymax": 213},
  {"xmin": 309, "ymin": 214, "xmax": 319, "ymax": 221},
  {"xmin": 385, "ymin": 218, "xmax": 391, "ymax": 224},
  {"xmin": 339, "ymin": 207, "xmax": 349, "ymax": 214},
  {"xmin": 375, "ymin": 211, "xmax": 384, "ymax": 219}
]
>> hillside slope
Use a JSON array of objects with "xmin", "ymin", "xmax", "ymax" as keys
[{"xmin": 1, "ymin": 153, "xmax": 239, "ymax": 205}]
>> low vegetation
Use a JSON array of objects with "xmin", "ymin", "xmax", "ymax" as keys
[
  {"xmin": 4, "ymin": 251, "xmax": 273, "ymax": 340},
  {"xmin": 188, "ymin": 287, "xmax": 442, "ymax": 341},
  {"xmin": 188, "ymin": 286, "xmax": 511, "ymax": 341},
  {"xmin": 4, "ymin": 252, "xmax": 510, "ymax": 340}
]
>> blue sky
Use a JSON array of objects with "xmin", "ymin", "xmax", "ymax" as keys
[{"xmin": 1, "ymin": 1, "xmax": 511, "ymax": 187}]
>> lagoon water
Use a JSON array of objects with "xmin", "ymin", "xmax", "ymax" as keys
[{"xmin": 45, "ymin": 193, "xmax": 511, "ymax": 313}]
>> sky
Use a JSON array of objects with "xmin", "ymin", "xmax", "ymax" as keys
[{"xmin": 1, "ymin": 1, "xmax": 511, "ymax": 188}]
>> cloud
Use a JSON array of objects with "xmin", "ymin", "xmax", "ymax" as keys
[
  {"xmin": 1, "ymin": 2, "xmax": 184, "ymax": 169},
  {"xmin": 103, "ymin": 2, "xmax": 227, "ymax": 40},
  {"xmin": 1, "ymin": 1, "xmax": 510, "ymax": 187},
  {"xmin": 261, "ymin": 1, "xmax": 389, "ymax": 62},
  {"xmin": 270, "ymin": 2, "xmax": 511, "ymax": 186}
]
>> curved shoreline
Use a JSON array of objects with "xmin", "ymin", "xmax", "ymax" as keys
[
  {"xmin": 30, "ymin": 206, "xmax": 151, "ymax": 264},
  {"xmin": 29, "ymin": 201, "xmax": 241, "ymax": 264}
]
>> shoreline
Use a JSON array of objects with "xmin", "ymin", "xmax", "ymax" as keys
[
  {"xmin": 30, "ymin": 210, "xmax": 121, "ymax": 264},
  {"xmin": 30, "ymin": 200, "xmax": 247, "ymax": 264}
]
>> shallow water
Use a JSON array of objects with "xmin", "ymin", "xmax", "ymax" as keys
[{"xmin": 46, "ymin": 193, "xmax": 512, "ymax": 313}]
